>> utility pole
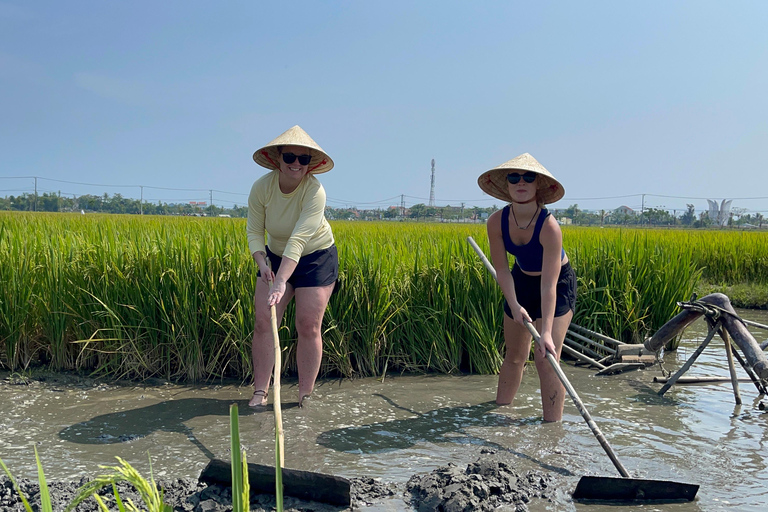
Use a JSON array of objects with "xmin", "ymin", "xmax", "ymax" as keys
[
  {"xmin": 140, "ymin": 186, "xmax": 144, "ymax": 215},
  {"xmin": 400, "ymin": 194, "xmax": 405, "ymax": 217},
  {"xmin": 34, "ymin": 176, "xmax": 38, "ymax": 212},
  {"xmin": 641, "ymin": 194, "xmax": 645, "ymax": 225},
  {"xmin": 428, "ymin": 159, "xmax": 435, "ymax": 207},
  {"xmin": 210, "ymin": 190, "xmax": 213, "ymax": 216}
]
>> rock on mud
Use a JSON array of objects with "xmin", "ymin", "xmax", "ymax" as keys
[{"xmin": 406, "ymin": 457, "xmax": 552, "ymax": 512}]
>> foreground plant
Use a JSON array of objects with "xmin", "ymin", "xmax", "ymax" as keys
[
  {"xmin": 0, "ymin": 446, "xmax": 52, "ymax": 512},
  {"xmin": 229, "ymin": 403, "xmax": 251, "ymax": 512},
  {"xmin": 65, "ymin": 454, "xmax": 171, "ymax": 512}
]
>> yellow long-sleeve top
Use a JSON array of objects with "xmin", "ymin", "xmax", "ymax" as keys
[{"xmin": 246, "ymin": 170, "xmax": 334, "ymax": 263}]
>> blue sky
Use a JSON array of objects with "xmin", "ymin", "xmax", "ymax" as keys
[{"xmin": 1, "ymin": 1, "xmax": 766, "ymax": 214}]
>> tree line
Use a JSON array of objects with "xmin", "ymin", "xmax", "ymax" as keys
[{"xmin": 3, "ymin": 193, "xmax": 763, "ymax": 228}]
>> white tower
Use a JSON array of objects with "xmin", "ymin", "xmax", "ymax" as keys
[{"xmin": 428, "ymin": 159, "xmax": 436, "ymax": 207}]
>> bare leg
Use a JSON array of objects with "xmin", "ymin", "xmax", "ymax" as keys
[
  {"xmin": 534, "ymin": 310, "xmax": 572, "ymax": 422},
  {"xmin": 250, "ymin": 278, "xmax": 294, "ymax": 406},
  {"xmin": 293, "ymin": 283, "xmax": 335, "ymax": 403},
  {"xmin": 496, "ymin": 313, "xmax": 533, "ymax": 405}
]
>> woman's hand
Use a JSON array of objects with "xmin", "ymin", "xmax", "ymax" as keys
[
  {"xmin": 535, "ymin": 330, "xmax": 557, "ymax": 359},
  {"xmin": 509, "ymin": 302, "xmax": 532, "ymax": 326},
  {"xmin": 258, "ymin": 268, "xmax": 275, "ymax": 286},
  {"xmin": 253, "ymin": 252, "xmax": 275, "ymax": 286},
  {"xmin": 267, "ymin": 279, "xmax": 286, "ymax": 307}
]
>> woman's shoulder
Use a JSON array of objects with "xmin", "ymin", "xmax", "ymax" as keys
[
  {"xmin": 488, "ymin": 205, "xmax": 508, "ymax": 222},
  {"xmin": 252, "ymin": 171, "xmax": 276, "ymax": 189},
  {"xmin": 539, "ymin": 210, "xmax": 562, "ymax": 240}
]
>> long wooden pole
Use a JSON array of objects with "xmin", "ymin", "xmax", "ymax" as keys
[
  {"xmin": 569, "ymin": 323, "xmax": 624, "ymax": 347},
  {"xmin": 721, "ymin": 327, "xmax": 742, "ymax": 405},
  {"xmin": 266, "ymin": 262, "xmax": 284, "ymax": 508},
  {"xmin": 524, "ymin": 321, "xmax": 630, "ymax": 478},
  {"xmin": 658, "ymin": 321, "xmax": 720, "ymax": 396},
  {"xmin": 466, "ymin": 236, "xmax": 629, "ymax": 478}
]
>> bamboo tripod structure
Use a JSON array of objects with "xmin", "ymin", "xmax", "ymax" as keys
[{"xmin": 649, "ymin": 294, "xmax": 768, "ymax": 402}]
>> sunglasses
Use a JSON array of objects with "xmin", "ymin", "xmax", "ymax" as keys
[
  {"xmin": 281, "ymin": 152, "xmax": 312, "ymax": 166},
  {"xmin": 507, "ymin": 172, "xmax": 537, "ymax": 184}
]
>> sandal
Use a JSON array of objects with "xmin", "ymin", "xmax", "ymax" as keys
[{"xmin": 249, "ymin": 389, "xmax": 268, "ymax": 408}]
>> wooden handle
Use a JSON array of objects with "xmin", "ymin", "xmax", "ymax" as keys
[
  {"xmin": 523, "ymin": 320, "xmax": 630, "ymax": 478},
  {"xmin": 466, "ymin": 236, "xmax": 630, "ymax": 478},
  {"xmin": 266, "ymin": 262, "xmax": 284, "ymax": 467}
]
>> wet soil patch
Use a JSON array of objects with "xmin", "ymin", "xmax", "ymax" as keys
[
  {"xmin": 406, "ymin": 450, "xmax": 553, "ymax": 512},
  {"xmin": 0, "ymin": 475, "xmax": 395, "ymax": 512}
]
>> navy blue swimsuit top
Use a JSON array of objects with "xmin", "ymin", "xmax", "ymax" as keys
[{"xmin": 501, "ymin": 205, "xmax": 565, "ymax": 272}]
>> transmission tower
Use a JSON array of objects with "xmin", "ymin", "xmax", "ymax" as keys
[{"xmin": 429, "ymin": 159, "xmax": 436, "ymax": 207}]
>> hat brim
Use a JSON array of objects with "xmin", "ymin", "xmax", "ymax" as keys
[
  {"xmin": 477, "ymin": 153, "xmax": 565, "ymax": 204},
  {"xmin": 253, "ymin": 145, "xmax": 334, "ymax": 175},
  {"xmin": 252, "ymin": 125, "xmax": 334, "ymax": 174}
]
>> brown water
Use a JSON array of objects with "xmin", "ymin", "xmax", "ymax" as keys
[{"xmin": 2, "ymin": 309, "xmax": 767, "ymax": 511}]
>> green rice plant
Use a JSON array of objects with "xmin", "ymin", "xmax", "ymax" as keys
[
  {"xmin": 229, "ymin": 404, "xmax": 252, "ymax": 512},
  {"xmin": 0, "ymin": 446, "xmax": 52, "ymax": 512},
  {"xmin": 65, "ymin": 455, "xmax": 172, "ymax": 512},
  {"xmin": 2, "ymin": 212, "xmax": 744, "ymax": 379},
  {"xmin": 0, "ymin": 217, "xmax": 36, "ymax": 369}
]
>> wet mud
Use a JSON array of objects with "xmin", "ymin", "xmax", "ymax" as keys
[
  {"xmin": 3, "ymin": 309, "xmax": 768, "ymax": 511},
  {"xmin": 1, "ymin": 455, "xmax": 549, "ymax": 511},
  {"xmin": 406, "ymin": 449, "xmax": 552, "ymax": 511}
]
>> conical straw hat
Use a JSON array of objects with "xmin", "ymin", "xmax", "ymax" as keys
[
  {"xmin": 253, "ymin": 125, "xmax": 334, "ymax": 174},
  {"xmin": 477, "ymin": 153, "xmax": 564, "ymax": 204}
]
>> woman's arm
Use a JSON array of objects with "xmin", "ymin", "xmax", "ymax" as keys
[
  {"xmin": 247, "ymin": 180, "xmax": 273, "ymax": 284},
  {"xmin": 537, "ymin": 215, "xmax": 564, "ymax": 356},
  {"xmin": 488, "ymin": 209, "xmax": 531, "ymax": 324}
]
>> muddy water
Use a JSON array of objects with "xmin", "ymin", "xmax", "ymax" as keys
[{"xmin": 2, "ymin": 309, "xmax": 768, "ymax": 511}]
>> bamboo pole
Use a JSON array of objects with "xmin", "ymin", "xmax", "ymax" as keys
[
  {"xmin": 653, "ymin": 376, "xmax": 754, "ymax": 384},
  {"xmin": 718, "ymin": 323, "xmax": 742, "ymax": 405},
  {"xmin": 658, "ymin": 321, "xmax": 720, "ymax": 396},
  {"xmin": 721, "ymin": 331, "xmax": 767, "ymax": 395},
  {"xmin": 567, "ymin": 329, "xmax": 617, "ymax": 355},
  {"xmin": 524, "ymin": 321, "xmax": 630, "ymax": 478},
  {"xmin": 563, "ymin": 339, "xmax": 607, "ymax": 369},
  {"xmin": 565, "ymin": 337, "xmax": 604, "ymax": 360},
  {"xmin": 266, "ymin": 262, "xmax": 284, "ymax": 507},
  {"xmin": 569, "ymin": 323, "xmax": 624, "ymax": 347},
  {"xmin": 744, "ymin": 318, "xmax": 768, "ymax": 331}
]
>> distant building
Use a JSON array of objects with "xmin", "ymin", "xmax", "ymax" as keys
[{"xmin": 615, "ymin": 206, "xmax": 636, "ymax": 215}]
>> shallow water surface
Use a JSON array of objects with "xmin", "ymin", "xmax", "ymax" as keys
[{"xmin": 1, "ymin": 309, "xmax": 767, "ymax": 511}]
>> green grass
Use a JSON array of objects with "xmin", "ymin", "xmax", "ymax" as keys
[{"xmin": 2, "ymin": 212, "xmax": 764, "ymax": 380}]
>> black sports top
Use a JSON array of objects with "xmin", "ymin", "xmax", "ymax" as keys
[{"xmin": 501, "ymin": 205, "xmax": 565, "ymax": 272}]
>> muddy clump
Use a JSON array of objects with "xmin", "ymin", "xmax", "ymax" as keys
[
  {"xmin": 406, "ymin": 456, "xmax": 552, "ymax": 512},
  {"xmin": 0, "ymin": 476, "xmax": 396, "ymax": 511}
]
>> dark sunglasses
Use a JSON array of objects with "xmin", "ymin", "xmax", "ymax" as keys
[
  {"xmin": 281, "ymin": 152, "xmax": 312, "ymax": 166},
  {"xmin": 507, "ymin": 172, "xmax": 537, "ymax": 184}
]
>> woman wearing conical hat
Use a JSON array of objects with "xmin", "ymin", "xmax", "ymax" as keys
[
  {"xmin": 247, "ymin": 125, "xmax": 337, "ymax": 408},
  {"xmin": 478, "ymin": 153, "xmax": 576, "ymax": 422}
]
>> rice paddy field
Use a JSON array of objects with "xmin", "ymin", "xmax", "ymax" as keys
[{"xmin": 1, "ymin": 212, "xmax": 767, "ymax": 383}]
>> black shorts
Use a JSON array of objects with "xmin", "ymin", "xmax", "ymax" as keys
[
  {"xmin": 258, "ymin": 245, "xmax": 339, "ymax": 291},
  {"xmin": 503, "ymin": 261, "xmax": 576, "ymax": 320}
]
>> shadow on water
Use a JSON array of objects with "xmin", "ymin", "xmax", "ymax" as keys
[
  {"xmin": 317, "ymin": 394, "xmax": 573, "ymax": 476},
  {"xmin": 57, "ymin": 397, "xmax": 277, "ymax": 460}
]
